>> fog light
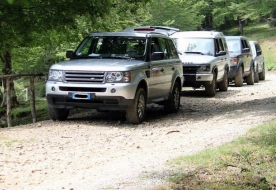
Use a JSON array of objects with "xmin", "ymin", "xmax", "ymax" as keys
[
  {"xmin": 51, "ymin": 87, "xmax": 55, "ymax": 91},
  {"xmin": 110, "ymin": 88, "xmax": 116, "ymax": 93}
]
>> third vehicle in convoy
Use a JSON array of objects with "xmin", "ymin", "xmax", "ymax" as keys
[{"xmin": 225, "ymin": 36, "xmax": 255, "ymax": 86}]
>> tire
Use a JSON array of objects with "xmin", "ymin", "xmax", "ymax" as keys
[
  {"xmin": 205, "ymin": 73, "xmax": 217, "ymax": 97},
  {"xmin": 246, "ymin": 66, "xmax": 254, "ymax": 85},
  {"xmin": 126, "ymin": 88, "xmax": 146, "ymax": 124},
  {"xmin": 164, "ymin": 82, "xmax": 180, "ymax": 113},
  {"xmin": 235, "ymin": 66, "xmax": 243, "ymax": 87},
  {"xmin": 218, "ymin": 71, "xmax": 228, "ymax": 92},
  {"xmin": 259, "ymin": 63, "xmax": 265, "ymax": 80},
  {"xmin": 254, "ymin": 65, "xmax": 259, "ymax": 83},
  {"xmin": 48, "ymin": 105, "xmax": 69, "ymax": 121}
]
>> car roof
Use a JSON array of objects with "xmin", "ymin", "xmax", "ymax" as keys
[
  {"xmin": 225, "ymin": 36, "xmax": 249, "ymax": 40},
  {"xmin": 123, "ymin": 26, "xmax": 180, "ymax": 36},
  {"xmin": 87, "ymin": 31, "xmax": 168, "ymax": 38},
  {"xmin": 170, "ymin": 31, "xmax": 225, "ymax": 38},
  {"xmin": 249, "ymin": 40, "xmax": 259, "ymax": 45}
]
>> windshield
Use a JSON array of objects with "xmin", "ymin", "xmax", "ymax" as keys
[
  {"xmin": 226, "ymin": 39, "xmax": 241, "ymax": 53},
  {"xmin": 75, "ymin": 36, "xmax": 146, "ymax": 60},
  {"xmin": 173, "ymin": 38, "xmax": 214, "ymax": 56}
]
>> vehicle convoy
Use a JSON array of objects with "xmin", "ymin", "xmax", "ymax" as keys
[
  {"xmin": 46, "ymin": 31, "xmax": 184, "ymax": 124},
  {"xmin": 170, "ymin": 31, "xmax": 230, "ymax": 97},
  {"xmin": 225, "ymin": 36, "xmax": 254, "ymax": 86},
  {"xmin": 249, "ymin": 40, "xmax": 265, "ymax": 82}
]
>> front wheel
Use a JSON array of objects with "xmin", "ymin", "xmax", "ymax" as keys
[
  {"xmin": 48, "ymin": 105, "xmax": 69, "ymax": 121},
  {"xmin": 235, "ymin": 66, "xmax": 243, "ymax": 87},
  {"xmin": 218, "ymin": 71, "xmax": 228, "ymax": 91},
  {"xmin": 126, "ymin": 88, "xmax": 146, "ymax": 124},
  {"xmin": 205, "ymin": 73, "xmax": 217, "ymax": 97},
  {"xmin": 259, "ymin": 63, "xmax": 265, "ymax": 80},
  {"xmin": 246, "ymin": 67, "xmax": 254, "ymax": 85},
  {"xmin": 254, "ymin": 65, "xmax": 259, "ymax": 83},
  {"xmin": 164, "ymin": 82, "xmax": 180, "ymax": 113}
]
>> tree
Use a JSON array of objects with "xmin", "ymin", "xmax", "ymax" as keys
[
  {"xmin": 0, "ymin": 0, "xmax": 150, "ymax": 107},
  {"xmin": 145, "ymin": 0, "xmax": 204, "ymax": 31}
]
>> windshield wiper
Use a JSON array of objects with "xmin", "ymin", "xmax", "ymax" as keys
[
  {"xmin": 110, "ymin": 55, "xmax": 134, "ymax": 60},
  {"xmin": 184, "ymin": 51, "xmax": 205, "ymax": 55}
]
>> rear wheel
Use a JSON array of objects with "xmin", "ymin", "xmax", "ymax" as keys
[
  {"xmin": 259, "ymin": 63, "xmax": 265, "ymax": 80},
  {"xmin": 205, "ymin": 73, "xmax": 217, "ymax": 97},
  {"xmin": 218, "ymin": 71, "xmax": 228, "ymax": 91},
  {"xmin": 235, "ymin": 66, "xmax": 243, "ymax": 87},
  {"xmin": 48, "ymin": 105, "xmax": 69, "ymax": 121},
  {"xmin": 246, "ymin": 66, "xmax": 254, "ymax": 85},
  {"xmin": 164, "ymin": 82, "xmax": 180, "ymax": 113},
  {"xmin": 126, "ymin": 88, "xmax": 146, "ymax": 124},
  {"xmin": 254, "ymin": 65, "xmax": 260, "ymax": 83}
]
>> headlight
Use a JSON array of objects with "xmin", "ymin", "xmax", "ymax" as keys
[
  {"xmin": 198, "ymin": 64, "xmax": 210, "ymax": 72},
  {"xmin": 106, "ymin": 71, "xmax": 131, "ymax": 83},
  {"xmin": 48, "ymin": 70, "xmax": 63, "ymax": 81}
]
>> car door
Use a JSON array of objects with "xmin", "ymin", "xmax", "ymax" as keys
[
  {"xmin": 148, "ymin": 37, "xmax": 169, "ymax": 99},
  {"xmin": 241, "ymin": 39, "xmax": 252, "ymax": 72},
  {"xmin": 215, "ymin": 38, "xmax": 227, "ymax": 80}
]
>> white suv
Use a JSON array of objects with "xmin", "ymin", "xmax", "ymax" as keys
[
  {"xmin": 46, "ymin": 31, "xmax": 183, "ymax": 124},
  {"xmin": 170, "ymin": 31, "xmax": 230, "ymax": 97}
]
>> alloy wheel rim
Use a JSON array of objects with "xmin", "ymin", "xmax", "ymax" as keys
[{"xmin": 137, "ymin": 94, "xmax": 145, "ymax": 119}]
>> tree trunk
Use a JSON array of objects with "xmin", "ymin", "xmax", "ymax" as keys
[{"xmin": 0, "ymin": 48, "xmax": 19, "ymax": 108}]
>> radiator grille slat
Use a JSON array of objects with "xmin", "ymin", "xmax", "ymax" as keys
[{"xmin": 65, "ymin": 71, "xmax": 105, "ymax": 83}]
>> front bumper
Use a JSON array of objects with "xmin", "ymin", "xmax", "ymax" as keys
[
  {"xmin": 183, "ymin": 73, "xmax": 213, "ymax": 87},
  {"xmin": 47, "ymin": 94, "xmax": 134, "ymax": 110},
  {"xmin": 46, "ymin": 81, "xmax": 137, "ymax": 110}
]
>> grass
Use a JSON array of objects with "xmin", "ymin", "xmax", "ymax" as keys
[{"xmin": 155, "ymin": 122, "xmax": 276, "ymax": 190}]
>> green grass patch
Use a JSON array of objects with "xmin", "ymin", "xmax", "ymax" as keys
[{"xmin": 158, "ymin": 122, "xmax": 276, "ymax": 190}]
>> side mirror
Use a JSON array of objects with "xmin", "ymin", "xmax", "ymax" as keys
[
  {"xmin": 257, "ymin": 50, "xmax": 262, "ymax": 56},
  {"xmin": 66, "ymin": 50, "xmax": 74, "ymax": 58},
  {"xmin": 216, "ymin": 51, "xmax": 226, "ymax": 56},
  {"xmin": 242, "ymin": 47, "xmax": 250, "ymax": 53},
  {"xmin": 151, "ymin": 52, "xmax": 164, "ymax": 61}
]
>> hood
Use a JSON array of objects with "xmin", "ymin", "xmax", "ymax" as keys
[
  {"xmin": 178, "ymin": 54, "xmax": 217, "ymax": 64},
  {"xmin": 228, "ymin": 52, "xmax": 242, "ymax": 58},
  {"xmin": 50, "ymin": 58, "xmax": 145, "ymax": 71}
]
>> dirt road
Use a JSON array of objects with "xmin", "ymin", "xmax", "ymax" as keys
[{"xmin": 1, "ymin": 71, "xmax": 276, "ymax": 190}]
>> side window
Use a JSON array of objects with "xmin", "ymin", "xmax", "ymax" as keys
[
  {"xmin": 158, "ymin": 38, "xmax": 169, "ymax": 59},
  {"xmin": 242, "ymin": 40, "xmax": 249, "ymax": 49},
  {"xmin": 256, "ymin": 44, "xmax": 262, "ymax": 55},
  {"xmin": 150, "ymin": 37, "xmax": 160, "ymax": 53},
  {"xmin": 215, "ymin": 39, "xmax": 224, "ymax": 54},
  {"xmin": 167, "ymin": 39, "xmax": 179, "ymax": 59}
]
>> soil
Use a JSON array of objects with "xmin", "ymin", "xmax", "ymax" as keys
[{"xmin": 1, "ymin": 71, "xmax": 276, "ymax": 190}]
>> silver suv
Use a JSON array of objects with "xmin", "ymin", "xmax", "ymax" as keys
[
  {"xmin": 170, "ymin": 31, "xmax": 230, "ymax": 97},
  {"xmin": 46, "ymin": 31, "xmax": 184, "ymax": 124},
  {"xmin": 250, "ymin": 40, "xmax": 265, "ymax": 82}
]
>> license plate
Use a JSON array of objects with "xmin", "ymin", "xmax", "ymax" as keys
[{"xmin": 69, "ymin": 92, "xmax": 95, "ymax": 100}]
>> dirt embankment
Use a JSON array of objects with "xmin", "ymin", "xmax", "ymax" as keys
[{"xmin": 1, "ymin": 71, "xmax": 276, "ymax": 190}]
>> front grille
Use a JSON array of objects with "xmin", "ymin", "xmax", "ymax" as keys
[
  {"xmin": 65, "ymin": 71, "xmax": 105, "ymax": 83},
  {"xmin": 183, "ymin": 65, "xmax": 201, "ymax": 74}
]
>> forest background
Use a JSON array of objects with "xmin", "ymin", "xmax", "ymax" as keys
[{"xmin": 1, "ymin": 0, "xmax": 276, "ymax": 123}]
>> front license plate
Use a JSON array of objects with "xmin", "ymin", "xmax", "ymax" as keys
[{"xmin": 69, "ymin": 92, "xmax": 95, "ymax": 100}]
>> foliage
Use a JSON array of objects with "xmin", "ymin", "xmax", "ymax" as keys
[{"xmin": 145, "ymin": 0, "xmax": 204, "ymax": 30}]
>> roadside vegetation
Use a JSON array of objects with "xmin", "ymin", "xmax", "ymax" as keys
[{"xmin": 155, "ymin": 122, "xmax": 276, "ymax": 190}]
